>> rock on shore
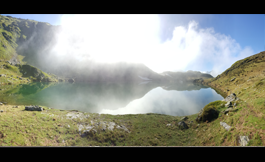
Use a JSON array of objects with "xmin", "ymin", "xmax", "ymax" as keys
[{"xmin": 25, "ymin": 105, "xmax": 43, "ymax": 111}]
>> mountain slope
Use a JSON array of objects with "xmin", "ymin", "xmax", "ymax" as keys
[
  {"xmin": 205, "ymin": 51, "xmax": 265, "ymax": 97},
  {"xmin": 193, "ymin": 51, "xmax": 265, "ymax": 146},
  {"xmin": 161, "ymin": 70, "xmax": 213, "ymax": 83}
]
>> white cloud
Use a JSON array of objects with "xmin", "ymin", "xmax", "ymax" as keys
[
  {"xmin": 150, "ymin": 20, "xmax": 254, "ymax": 76},
  {"xmin": 52, "ymin": 15, "xmax": 255, "ymax": 77}
]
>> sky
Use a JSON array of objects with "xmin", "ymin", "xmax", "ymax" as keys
[{"xmin": 1, "ymin": 14, "xmax": 264, "ymax": 77}]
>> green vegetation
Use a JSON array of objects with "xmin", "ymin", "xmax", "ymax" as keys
[
  {"xmin": 0, "ymin": 104, "xmax": 202, "ymax": 146},
  {"xmin": 202, "ymin": 51, "xmax": 265, "ymax": 146},
  {"xmin": 0, "ymin": 61, "xmax": 58, "ymax": 85},
  {"xmin": 199, "ymin": 100, "xmax": 227, "ymax": 122}
]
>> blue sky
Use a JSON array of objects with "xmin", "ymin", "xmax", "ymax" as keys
[{"xmin": 1, "ymin": 14, "xmax": 264, "ymax": 76}]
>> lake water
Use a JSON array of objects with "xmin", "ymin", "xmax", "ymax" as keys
[{"xmin": 0, "ymin": 81, "xmax": 224, "ymax": 116}]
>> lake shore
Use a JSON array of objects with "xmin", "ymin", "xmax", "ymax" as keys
[{"xmin": 0, "ymin": 103, "xmax": 206, "ymax": 146}]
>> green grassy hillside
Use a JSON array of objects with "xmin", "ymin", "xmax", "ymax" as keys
[
  {"xmin": 196, "ymin": 51, "xmax": 265, "ymax": 146},
  {"xmin": 0, "ymin": 15, "xmax": 59, "ymax": 83},
  {"xmin": 0, "ymin": 61, "xmax": 58, "ymax": 85}
]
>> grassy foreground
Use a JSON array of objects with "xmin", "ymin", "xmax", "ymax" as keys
[
  {"xmin": 0, "ymin": 104, "xmax": 202, "ymax": 146},
  {"xmin": 0, "ymin": 100, "xmax": 261, "ymax": 146}
]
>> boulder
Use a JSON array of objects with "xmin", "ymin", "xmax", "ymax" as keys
[
  {"xmin": 68, "ymin": 78, "xmax": 75, "ymax": 83},
  {"xmin": 220, "ymin": 122, "xmax": 231, "ymax": 131},
  {"xmin": 196, "ymin": 108, "xmax": 204, "ymax": 122},
  {"xmin": 178, "ymin": 121, "xmax": 188, "ymax": 129},
  {"xmin": 222, "ymin": 93, "xmax": 237, "ymax": 102},
  {"xmin": 66, "ymin": 112, "xmax": 89, "ymax": 120},
  {"xmin": 25, "ymin": 105, "xmax": 43, "ymax": 111},
  {"xmin": 225, "ymin": 101, "xmax": 232, "ymax": 108},
  {"xmin": 181, "ymin": 116, "xmax": 188, "ymax": 121},
  {"xmin": 78, "ymin": 121, "xmax": 130, "ymax": 137},
  {"xmin": 231, "ymin": 77, "xmax": 236, "ymax": 81},
  {"xmin": 238, "ymin": 136, "xmax": 250, "ymax": 146},
  {"xmin": 78, "ymin": 123, "xmax": 95, "ymax": 136},
  {"xmin": 222, "ymin": 108, "xmax": 238, "ymax": 114}
]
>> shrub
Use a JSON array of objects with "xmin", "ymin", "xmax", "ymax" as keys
[{"xmin": 196, "ymin": 100, "xmax": 226, "ymax": 123}]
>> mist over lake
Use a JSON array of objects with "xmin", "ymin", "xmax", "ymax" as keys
[{"xmin": 0, "ymin": 81, "xmax": 223, "ymax": 116}]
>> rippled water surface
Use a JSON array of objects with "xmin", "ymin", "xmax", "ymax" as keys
[{"xmin": 0, "ymin": 81, "xmax": 223, "ymax": 116}]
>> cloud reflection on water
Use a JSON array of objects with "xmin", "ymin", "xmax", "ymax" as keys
[{"xmin": 99, "ymin": 87, "xmax": 223, "ymax": 116}]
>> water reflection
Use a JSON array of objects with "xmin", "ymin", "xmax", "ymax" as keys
[
  {"xmin": 100, "ymin": 87, "xmax": 223, "ymax": 116},
  {"xmin": 0, "ymin": 81, "xmax": 223, "ymax": 116}
]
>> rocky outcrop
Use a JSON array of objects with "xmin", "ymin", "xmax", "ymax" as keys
[
  {"xmin": 220, "ymin": 93, "xmax": 239, "ymax": 114},
  {"xmin": 220, "ymin": 122, "xmax": 231, "ymax": 131},
  {"xmin": 77, "ymin": 120, "xmax": 130, "ymax": 137},
  {"xmin": 230, "ymin": 77, "xmax": 236, "ymax": 81},
  {"xmin": 68, "ymin": 78, "xmax": 75, "ymax": 83},
  {"xmin": 238, "ymin": 136, "xmax": 250, "ymax": 146},
  {"xmin": 66, "ymin": 112, "xmax": 89, "ymax": 120},
  {"xmin": 196, "ymin": 108, "xmax": 204, "ymax": 122},
  {"xmin": 225, "ymin": 101, "xmax": 232, "ymax": 108},
  {"xmin": 221, "ymin": 107, "xmax": 238, "ymax": 114},
  {"xmin": 222, "ymin": 93, "xmax": 239, "ymax": 102},
  {"xmin": 178, "ymin": 121, "xmax": 188, "ymax": 129},
  {"xmin": 25, "ymin": 105, "xmax": 43, "ymax": 111}
]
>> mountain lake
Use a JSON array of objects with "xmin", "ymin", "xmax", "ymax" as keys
[{"xmin": 0, "ymin": 81, "xmax": 224, "ymax": 116}]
